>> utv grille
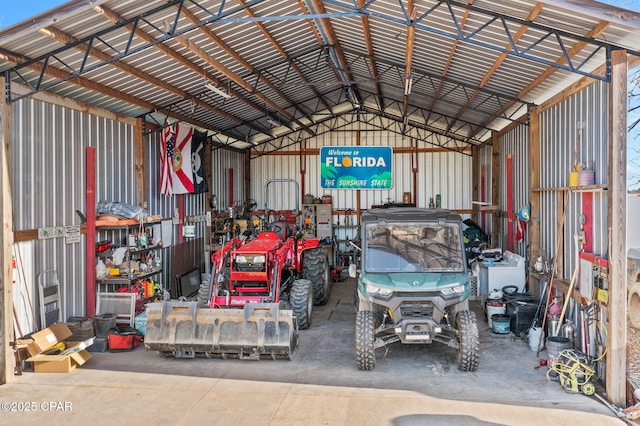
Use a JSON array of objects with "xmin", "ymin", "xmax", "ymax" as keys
[
  {"xmin": 396, "ymin": 291, "xmax": 439, "ymax": 298},
  {"xmin": 400, "ymin": 302, "xmax": 435, "ymax": 318}
]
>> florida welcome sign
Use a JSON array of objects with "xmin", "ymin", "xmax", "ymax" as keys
[{"xmin": 320, "ymin": 146, "xmax": 393, "ymax": 189}]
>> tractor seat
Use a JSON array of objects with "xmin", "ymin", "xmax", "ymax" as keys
[{"xmin": 267, "ymin": 221, "xmax": 290, "ymax": 241}]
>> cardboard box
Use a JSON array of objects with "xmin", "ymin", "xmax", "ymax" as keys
[
  {"xmin": 26, "ymin": 323, "xmax": 73, "ymax": 357},
  {"xmin": 26, "ymin": 349, "xmax": 92, "ymax": 373},
  {"xmin": 25, "ymin": 323, "xmax": 92, "ymax": 373}
]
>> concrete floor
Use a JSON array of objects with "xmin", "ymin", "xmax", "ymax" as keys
[{"xmin": 0, "ymin": 278, "xmax": 625, "ymax": 425}]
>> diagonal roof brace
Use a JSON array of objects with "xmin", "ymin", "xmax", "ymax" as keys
[{"xmin": 323, "ymin": 0, "xmax": 640, "ymax": 81}]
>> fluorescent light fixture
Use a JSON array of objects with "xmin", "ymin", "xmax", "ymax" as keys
[
  {"xmin": 267, "ymin": 118, "xmax": 281, "ymax": 127},
  {"xmin": 205, "ymin": 83, "xmax": 232, "ymax": 99},
  {"xmin": 404, "ymin": 74, "xmax": 413, "ymax": 95}
]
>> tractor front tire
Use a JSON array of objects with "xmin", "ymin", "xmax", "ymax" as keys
[
  {"xmin": 456, "ymin": 310, "xmax": 480, "ymax": 372},
  {"xmin": 303, "ymin": 247, "xmax": 331, "ymax": 305},
  {"xmin": 291, "ymin": 279, "xmax": 313, "ymax": 330},
  {"xmin": 355, "ymin": 310, "xmax": 375, "ymax": 371}
]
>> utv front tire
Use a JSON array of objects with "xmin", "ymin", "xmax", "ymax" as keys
[
  {"xmin": 355, "ymin": 310, "xmax": 375, "ymax": 371},
  {"xmin": 303, "ymin": 247, "xmax": 331, "ymax": 305},
  {"xmin": 291, "ymin": 279, "xmax": 313, "ymax": 330},
  {"xmin": 456, "ymin": 310, "xmax": 480, "ymax": 372}
]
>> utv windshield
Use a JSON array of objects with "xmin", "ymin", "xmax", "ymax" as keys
[{"xmin": 363, "ymin": 222, "xmax": 465, "ymax": 273}]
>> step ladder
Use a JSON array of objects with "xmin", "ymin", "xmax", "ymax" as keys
[{"xmin": 38, "ymin": 269, "xmax": 62, "ymax": 329}]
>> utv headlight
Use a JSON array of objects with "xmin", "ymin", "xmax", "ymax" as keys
[
  {"xmin": 366, "ymin": 283, "xmax": 394, "ymax": 298},
  {"xmin": 441, "ymin": 284, "xmax": 465, "ymax": 297}
]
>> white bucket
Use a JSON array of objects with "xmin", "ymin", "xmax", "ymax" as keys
[
  {"xmin": 486, "ymin": 302, "xmax": 506, "ymax": 328},
  {"xmin": 528, "ymin": 326, "xmax": 545, "ymax": 352}
]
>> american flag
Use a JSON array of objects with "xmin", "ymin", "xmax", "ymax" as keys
[{"xmin": 159, "ymin": 122, "xmax": 176, "ymax": 196}]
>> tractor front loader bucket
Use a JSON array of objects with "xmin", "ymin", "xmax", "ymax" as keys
[{"xmin": 144, "ymin": 301, "xmax": 299, "ymax": 360}]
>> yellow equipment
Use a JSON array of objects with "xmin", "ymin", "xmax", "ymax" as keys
[{"xmin": 547, "ymin": 348, "xmax": 596, "ymax": 396}]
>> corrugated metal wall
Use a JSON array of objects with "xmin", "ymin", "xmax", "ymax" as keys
[
  {"xmin": 500, "ymin": 124, "xmax": 530, "ymax": 258},
  {"xmin": 210, "ymin": 148, "xmax": 246, "ymax": 212},
  {"xmin": 9, "ymin": 99, "xmax": 222, "ymax": 332},
  {"xmin": 477, "ymin": 145, "xmax": 494, "ymax": 235},
  {"xmin": 11, "ymin": 98, "xmax": 135, "ymax": 328},
  {"xmin": 250, "ymin": 118, "xmax": 472, "ymax": 215},
  {"xmin": 539, "ymin": 81, "xmax": 609, "ymax": 280}
]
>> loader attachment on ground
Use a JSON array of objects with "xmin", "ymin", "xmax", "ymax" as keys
[{"xmin": 144, "ymin": 301, "xmax": 299, "ymax": 360}]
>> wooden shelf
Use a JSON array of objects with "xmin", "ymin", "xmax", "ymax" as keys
[
  {"xmin": 96, "ymin": 269, "xmax": 162, "ymax": 286},
  {"xmin": 533, "ymin": 184, "xmax": 607, "ymax": 192}
]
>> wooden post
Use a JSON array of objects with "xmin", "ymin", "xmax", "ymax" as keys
[
  {"xmin": 134, "ymin": 118, "xmax": 145, "ymax": 207},
  {"xmin": 472, "ymin": 146, "xmax": 479, "ymax": 223},
  {"xmin": 491, "ymin": 131, "xmax": 500, "ymax": 247},
  {"xmin": 528, "ymin": 106, "xmax": 541, "ymax": 296},
  {"xmin": 1, "ymin": 76, "xmax": 15, "ymax": 383},
  {"xmin": 606, "ymin": 48, "xmax": 627, "ymax": 406}
]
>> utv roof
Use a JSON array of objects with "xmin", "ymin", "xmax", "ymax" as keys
[{"xmin": 361, "ymin": 208, "xmax": 463, "ymax": 223}]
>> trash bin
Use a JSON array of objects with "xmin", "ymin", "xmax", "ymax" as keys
[{"xmin": 93, "ymin": 313, "xmax": 117, "ymax": 338}]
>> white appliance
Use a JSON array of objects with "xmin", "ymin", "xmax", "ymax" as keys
[{"xmin": 478, "ymin": 251, "xmax": 526, "ymax": 299}]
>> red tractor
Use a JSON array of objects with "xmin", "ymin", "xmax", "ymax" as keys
[{"xmin": 145, "ymin": 180, "xmax": 331, "ymax": 360}]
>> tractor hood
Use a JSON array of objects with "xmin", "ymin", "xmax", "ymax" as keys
[{"xmin": 235, "ymin": 233, "xmax": 282, "ymax": 254}]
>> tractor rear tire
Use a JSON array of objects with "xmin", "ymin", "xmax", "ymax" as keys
[
  {"xmin": 456, "ymin": 310, "xmax": 480, "ymax": 372},
  {"xmin": 355, "ymin": 310, "xmax": 375, "ymax": 371},
  {"xmin": 303, "ymin": 247, "xmax": 331, "ymax": 305},
  {"xmin": 291, "ymin": 279, "xmax": 313, "ymax": 330}
]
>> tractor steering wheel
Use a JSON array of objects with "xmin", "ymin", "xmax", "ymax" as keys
[{"xmin": 270, "ymin": 223, "xmax": 283, "ymax": 235}]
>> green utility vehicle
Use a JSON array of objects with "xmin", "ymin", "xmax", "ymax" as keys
[{"xmin": 352, "ymin": 208, "xmax": 479, "ymax": 371}]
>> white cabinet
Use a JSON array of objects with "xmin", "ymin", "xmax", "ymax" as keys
[
  {"xmin": 478, "ymin": 251, "xmax": 526, "ymax": 298},
  {"xmin": 301, "ymin": 203, "xmax": 333, "ymax": 239}
]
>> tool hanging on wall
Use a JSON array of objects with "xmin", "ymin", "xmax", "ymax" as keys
[
  {"xmin": 536, "ymin": 189, "xmax": 572, "ymax": 357},
  {"xmin": 554, "ymin": 234, "xmax": 581, "ymax": 336}
]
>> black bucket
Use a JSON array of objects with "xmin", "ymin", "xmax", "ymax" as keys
[
  {"xmin": 93, "ymin": 313, "xmax": 117, "ymax": 338},
  {"xmin": 491, "ymin": 314, "xmax": 511, "ymax": 334}
]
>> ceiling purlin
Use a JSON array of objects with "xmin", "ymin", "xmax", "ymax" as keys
[
  {"xmin": 5, "ymin": 0, "xmax": 271, "ymax": 101},
  {"xmin": 402, "ymin": 0, "xmax": 416, "ymax": 132},
  {"xmin": 356, "ymin": 0, "xmax": 384, "ymax": 111},
  {"xmin": 424, "ymin": 0, "xmax": 475, "ymax": 126},
  {"xmin": 237, "ymin": 0, "xmax": 332, "ymax": 112},
  {"xmin": 341, "ymin": 46, "xmax": 527, "ymax": 108},
  {"xmin": 93, "ymin": 4, "xmax": 266, "ymax": 134},
  {"xmin": 37, "ymin": 25, "xmax": 238, "ymax": 122},
  {"xmin": 306, "ymin": 0, "xmax": 363, "ymax": 107},
  {"xmin": 467, "ymin": 18, "xmax": 612, "ymax": 142},
  {"xmin": 446, "ymin": 2, "xmax": 544, "ymax": 136},
  {"xmin": 0, "ymin": 47, "xmax": 212, "ymax": 130},
  {"xmin": 218, "ymin": 85, "xmax": 345, "ymax": 142},
  {"xmin": 360, "ymin": 102, "xmax": 487, "ymax": 148},
  {"xmin": 179, "ymin": 2, "xmax": 317, "ymax": 135},
  {"xmin": 169, "ymin": 33, "xmax": 314, "ymax": 137},
  {"xmin": 333, "ymin": 0, "xmax": 620, "ymax": 81}
]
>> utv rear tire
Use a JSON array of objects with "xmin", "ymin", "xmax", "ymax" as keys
[
  {"xmin": 355, "ymin": 311, "xmax": 375, "ymax": 371},
  {"xmin": 456, "ymin": 310, "xmax": 480, "ymax": 372},
  {"xmin": 303, "ymin": 247, "xmax": 331, "ymax": 305},
  {"xmin": 291, "ymin": 279, "xmax": 313, "ymax": 330}
]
